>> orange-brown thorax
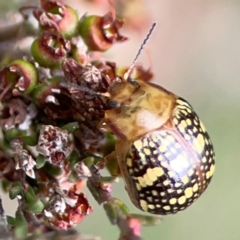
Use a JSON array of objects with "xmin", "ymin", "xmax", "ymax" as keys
[{"xmin": 99, "ymin": 79, "xmax": 176, "ymax": 141}]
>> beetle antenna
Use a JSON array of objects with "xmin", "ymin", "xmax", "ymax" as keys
[{"xmin": 124, "ymin": 22, "xmax": 156, "ymax": 81}]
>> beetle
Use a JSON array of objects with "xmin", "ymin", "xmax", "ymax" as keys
[{"xmin": 98, "ymin": 24, "xmax": 215, "ymax": 215}]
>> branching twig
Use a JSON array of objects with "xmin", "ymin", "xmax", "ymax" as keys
[
  {"xmin": 0, "ymin": 196, "xmax": 12, "ymax": 240},
  {"xmin": 88, "ymin": 166, "xmax": 142, "ymax": 240}
]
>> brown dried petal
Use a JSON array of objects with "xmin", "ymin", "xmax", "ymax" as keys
[
  {"xmin": 44, "ymin": 184, "xmax": 92, "ymax": 229},
  {"xmin": 101, "ymin": 12, "xmax": 128, "ymax": 43},
  {"xmin": 62, "ymin": 59, "xmax": 111, "ymax": 122},
  {"xmin": 37, "ymin": 125, "xmax": 73, "ymax": 164},
  {"xmin": 0, "ymin": 98, "xmax": 27, "ymax": 130},
  {"xmin": 40, "ymin": 0, "xmax": 63, "ymax": 11},
  {"xmin": 11, "ymin": 139, "xmax": 36, "ymax": 179}
]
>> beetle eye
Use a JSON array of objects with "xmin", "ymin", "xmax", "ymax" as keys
[
  {"xmin": 128, "ymin": 79, "xmax": 140, "ymax": 87},
  {"xmin": 108, "ymin": 101, "xmax": 120, "ymax": 108}
]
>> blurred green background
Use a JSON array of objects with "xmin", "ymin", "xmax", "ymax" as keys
[{"xmin": 1, "ymin": 0, "xmax": 240, "ymax": 240}]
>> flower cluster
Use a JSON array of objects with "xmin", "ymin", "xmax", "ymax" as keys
[{"xmin": 0, "ymin": 0, "xmax": 158, "ymax": 239}]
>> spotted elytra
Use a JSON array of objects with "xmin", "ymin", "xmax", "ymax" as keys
[{"xmin": 99, "ymin": 23, "xmax": 215, "ymax": 215}]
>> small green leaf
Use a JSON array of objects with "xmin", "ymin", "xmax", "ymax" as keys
[
  {"xmin": 61, "ymin": 122, "xmax": 79, "ymax": 133},
  {"xmin": 104, "ymin": 202, "xmax": 117, "ymax": 224},
  {"xmin": 15, "ymin": 211, "xmax": 27, "ymax": 226},
  {"xmin": 15, "ymin": 224, "xmax": 28, "ymax": 239},
  {"xmin": 22, "ymin": 135, "xmax": 38, "ymax": 146},
  {"xmin": 9, "ymin": 182, "xmax": 22, "ymax": 200},
  {"xmin": 114, "ymin": 198, "xmax": 129, "ymax": 215},
  {"xmin": 128, "ymin": 213, "xmax": 161, "ymax": 226},
  {"xmin": 2, "ymin": 179, "xmax": 11, "ymax": 192},
  {"xmin": 87, "ymin": 181, "xmax": 101, "ymax": 204},
  {"xmin": 68, "ymin": 170, "xmax": 78, "ymax": 183},
  {"xmin": 82, "ymin": 156, "xmax": 94, "ymax": 167},
  {"xmin": 6, "ymin": 215, "xmax": 16, "ymax": 226},
  {"xmin": 24, "ymin": 186, "xmax": 36, "ymax": 203},
  {"xmin": 43, "ymin": 162, "xmax": 62, "ymax": 176},
  {"xmin": 67, "ymin": 150, "xmax": 79, "ymax": 169},
  {"xmin": 36, "ymin": 154, "xmax": 46, "ymax": 169},
  {"xmin": 5, "ymin": 129, "xmax": 24, "ymax": 141},
  {"xmin": 23, "ymin": 200, "xmax": 44, "ymax": 214},
  {"xmin": 106, "ymin": 156, "xmax": 119, "ymax": 176}
]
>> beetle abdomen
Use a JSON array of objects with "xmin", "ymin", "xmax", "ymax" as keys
[{"xmin": 123, "ymin": 97, "xmax": 215, "ymax": 215}]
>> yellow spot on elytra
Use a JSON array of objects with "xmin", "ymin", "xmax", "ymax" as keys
[
  {"xmin": 152, "ymin": 190, "xmax": 158, "ymax": 196},
  {"xmin": 126, "ymin": 158, "xmax": 132, "ymax": 167},
  {"xmin": 178, "ymin": 196, "xmax": 186, "ymax": 205},
  {"xmin": 167, "ymin": 135, "xmax": 175, "ymax": 143},
  {"xmin": 138, "ymin": 176, "xmax": 147, "ymax": 187},
  {"xmin": 200, "ymin": 121, "xmax": 206, "ymax": 132},
  {"xmin": 193, "ymin": 119, "xmax": 198, "ymax": 125},
  {"xmin": 184, "ymin": 134, "xmax": 191, "ymax": 141},
  {"xmin": 186, "ymin": 119, "xmax": 192, "ymax": 125},
  {"xmin": 175, "ymin": 143, "xmax": 181, "ymax": 149},
  {"xmin": 134, "ymin": 139, "xmax": 142, "ymax": 151},
  {"xmin": 178, "ymin": 120, "xmax": 187, "ymax": 133},
  {"xmin": 177, "ymin": 189, "xmax": 183, "ymax": 194},
  {"xmin": 161, "ymin": 161, "xmax": 168, "ymax": 168},
  {"xmin": 188, "ymin": 169, "xmax": 194, "ymax": 176},
  {"xmin": 140, "ymin": 200, "xmax": 148, "ymax": 212},
  {"xmin": 193, "ymin": 134, "xmax": 205, "ymax": 154},
  {"xmin": 143, "ymin": 138, "xmax": 148, "ymax": 147},
  {"xmin": 139, "ymin": 152, "xmax": 146, "ymax": 164},
  {"xmin": 156, "ymin": 204, "xmax": 161, "ymax": 208},
  {"xmin": 181, "ymin": 176, "xmax": 189, "ymax": 184},
  {"xmin": 148, "ymin": 204, "xmax": 155, "ymax": 209},
  {"xmin": 206, "ymin": 164, "xmax": 215, "ymax": 179},
  {"xmin": 141, "ymin": 167, "xmax": 164, "ymax": 186},
  {"xmin": 184, "ymin": 187, "xmax": 193, "ymax": 198},
  {"xmin": 193, "ymin": 127, "xmax": 198, "ymax": 133},
  {"xmin": 188, "ymin": 129, "xmax": 193, "ymax": 135},
  {"xmin": 136, "ymin": 183, "xmax": 142, "ymax": 191},
  {"xmin": 159, "ymin": 145, "xmax": 167, "ymax": 152},
  {"xmin": 175, "ymin": 182, "xmax": 182, "ymax": 188},
  {"xmin": 193, "ymin": 183, "xmax": 199, "ymax": 192},
  {"xmin": 173, "ymin": 118, "xmax": 179, "ymax": 125},
  {"xmin": 168, "ymin": 171, "xmax": 175, "ymax": 178},
  {"xmin": 163, "ymin": 205, "xmax": 171, "ymax": 210},
  {"xmin": 167, "ymin": 189, "xmax": 174, "ymax": 193},
  {"xmin": 158, "ymin": 155, "xmax": 163, "ymax": 161},
  {"xmin": 143, "ymin": 148, "xmax": 151, "ymax": 156},
  {"xmin": 209, "ymin": 164, "xmax": 215, "ymax": 177},
  {"xmin": 149, "ymin": 141, "xmax": 155, "ymax": 148},
  {"xmin": 163, "ymin": 180, "xmax": 170, "ymax": 186},
  {"xmin": 169, "ymin": 198, "xmax": 177, "ymax": 205}
]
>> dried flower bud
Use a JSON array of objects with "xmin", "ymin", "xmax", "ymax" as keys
[
  {"xmin": 0, "ymin": 59, "xmax": 38, "ymax": 96},
  {"xmin": 117, "ymin": 65, "xmax": 153, "ymax": 82},
  {"xmin": 34, "ymin": 3, "xmax": 78, "ymax": 39},
  {"xmin": 11, "ymin": 139, "xmax": 36, "ymax": 179},
  {"xmin": 44, "ymin": 183, "xmax": 92, "ymax": 229},
  {"xmin": 127, "ymin": 217, "xmax": 141, "ymax": 237},
  {"xmin": 0, "ymin": 98, "xmax": 27, "ymax": 130},
  {"xmin": 74, "ymin": 161, "xmax": 91, "ymax": 179},
  {"xmin": 0, "ymin": 152, "xmax": 22, "ymax": 182},
  {"xmin": 37, "ymin": 125, "xmax": 73, "ymax": 165},
  {"xmin": 31, "ymin": 32, "xmax": 71, "ymax": 68},
  {"xmin": 62, "ymin": 58, "xmax": 110, "ymax": 122},
  {"xmin": 32, "ymin": 78, "xmax": 81, "ymax": 120},
  {"xmin": 71, "ymin": 37, "xmax": 89, "ymax": 65},
  {"xmin": 79, "ymin": 12, "xmax": 127, "ymax": 52}
]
